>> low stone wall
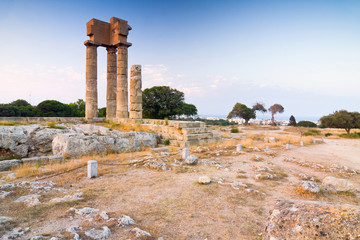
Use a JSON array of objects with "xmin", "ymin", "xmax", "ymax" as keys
[
  {"xmin": 0, "ymin": 117, "xmax": 220, "ymax": 148},
  {"xmin": 0, "ymin": 117, "xmax": 102, "ymax": 123},
  {"xmin": 112, "ymin": 118, "xmax": 220, "ymax": 147}
]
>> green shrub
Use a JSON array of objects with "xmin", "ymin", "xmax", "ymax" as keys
[
  {"xmin": 0, "ymin": 121, "xmax": 20, "ymax": 126},
  {"xmin": 231, "ymin": 128, "xmax": 239, "ymax": 133},
  {"xmin": 338, "ymin": 132, "xmax": 360, "ymax": 138},
  {"xmin": 303, "ymin": 129, "xmax": 321, "ymax": 136},
  {"xmin": 47, "ymin": 122, "xmax": 66, "ymax": 129},
  {"xmin": 324, "ymin": 133, "xmax": 332, "ymax": 137},
  {"xmin": 297, "ymin": 121, "xmax": 317, "ymax": 128},
  {"xmin": 163, "ymin": 139, "xmax": 170, "ymax": 145}
]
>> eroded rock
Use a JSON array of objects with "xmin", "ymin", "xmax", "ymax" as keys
[
  {"xmin": 322, "ymin": 176, "xmax": 357, "ymax": 193},
  {"xmin": 198, "ymin": 176, "xmax": 211, "ymax": 185},
  {"xmin": 185, "ymin": 155, "xmax": 198, "ymax": 165},
  {"xmin": 13, "ymin": 194, "xmax": 41, "ymax": 207},
  {"xmin": 130, "ymin": 227, "xmax": 151, "ymax": 237},
  {"xmin": 49, "ymin": 192, "xmax": 83, "ymax": 204},
  {"xmin": 264, "ymin": 200, "xmax": 360, "ymax": 240},
  {"xmin": 85, "ymin": 226, "xmax": 111, "ymax": 240},
  {"xmin": 118, "ymin": 215, "xmax": 135, "ymax": 227},
  {"xmin": 299, "ymin": 181, "xmax": 320, "ymax": 193}
]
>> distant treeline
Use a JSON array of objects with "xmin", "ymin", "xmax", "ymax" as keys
[
  {"xmin": 0, "ymin": 99, "xmax": 88, "ymax": 117},
  {"xmin": 180, "ymin": 117, "xmax": 237, "ymax": 126}
]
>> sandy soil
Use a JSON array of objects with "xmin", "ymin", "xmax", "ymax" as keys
[{"xmin": 1, "ymin": 127, "xmax": 359, "ymax": 240}]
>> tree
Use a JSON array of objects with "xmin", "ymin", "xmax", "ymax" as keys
[
  {"xmin": 297, "ymin": 120, "xmax": 317, "ymax": 128},
  {"xmin": 252, "ymin": 102, "xmax": 267, "ymax": 113},
  {"xmin": 36, "ymin": 100, "xmax": 71, "ymax": 117},
  {"xmin": 181, "ymin": 103, "xmax": 197, "ymax": 117},
  {"xmin": 10, "ymin": 99, "xmax": 35, "ymax": 117},
  {"xmin": 142, "ymin": 86, "xmax": 197, "ymax": 119},
  {"xmin": 10, "ymin": 99, "xmax": 31, "ymax": 107},
  {"xmin": 320, "ymin": 110, "xmax": 360, "ymax": 134},
  {"xmin": 227, "ymin": 103, "xmax": 255, "ymax": 125},
  {"xmin": 288, "ymin": 115, "xmax": 296, "ymax": 126},
  {"xmin": 68, "ymin": 99, "xmax": 85, "ymax": 117},
  {"xmin": 0, "ymin": 104, "xmax": 19, "ymax": 117},
  {"xmin": 269, "ymin": 104, "xmax": 284, "ymax": 126},
  {"xmin": 98, "ymin": 107, "xmax": 106, "ymax": 117}
]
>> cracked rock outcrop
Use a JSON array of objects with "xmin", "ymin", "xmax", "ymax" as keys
[{"xmin": 264, "ymin": 200, "xmax": 360, "ymax": 240}]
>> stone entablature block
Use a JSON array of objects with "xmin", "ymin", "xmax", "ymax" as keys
[{"xmin": 87, "ymin": 17, "xmax": 132, "ymax": 47}]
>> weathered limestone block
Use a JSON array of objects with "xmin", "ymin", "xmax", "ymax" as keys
[
  {"xmin": 30, "ymin": 128, "xmax": 67, "ymax": 153},
  {"xmin": 264, "ymin": 200, "xmax": 360, "ymax": 240},
  {"xmin": 0, "ymin": 159, "xmax": 22, "ymax": 171},
  {"xmin": 322, "ymin": 176, "xmax": 357, "ymax": 193},
  {"xmin": 52, "ymin": 127, "xmax": 157, "ymax": 157},
  {"xmin": 129, "ymin": 65, "xmax": 142, "ymax": 119},
  {"xmin": 106, "ymin": 46, "xmax": 117, "ymax": 119}
]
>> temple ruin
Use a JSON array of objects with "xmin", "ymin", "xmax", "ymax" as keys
[
  {"xmin": 84, "ymin": 17, "xmax": 138, "ymax": 120},
  {"xmin": 84, "ymin": 17, "xmax": 219, "ymax": 147}
]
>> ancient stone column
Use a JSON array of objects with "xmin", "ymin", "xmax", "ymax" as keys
[
  {"xmin": 84, "ymin": 40, "xmax": 99, "ymax": 119},
  {"xmin": 106, "ymin": 46, "xmax": 117, "ymax": 119},
  {"xmin": 116, "ymin": 44, "xmax": 130, "ymax": 118},
  {"xmin": 129, "ymin": 65, "xmax": 142, "ymax": 119}
]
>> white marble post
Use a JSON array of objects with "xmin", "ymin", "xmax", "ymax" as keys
[
  {"xmin": 182, "ymin": 148, "xmax": 189, "ymax": 160},
  {"xmin": 87, "ymin": 160, "xmax": 97, "ymax": 178},
  {"xmin": 236, "ymin": 144, "xmax": 242, "ymax": 152}
]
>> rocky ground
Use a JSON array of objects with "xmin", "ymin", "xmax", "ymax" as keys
[{"xmin": 0, "ymin": 126, "xmax": 359, "ymax": 239}]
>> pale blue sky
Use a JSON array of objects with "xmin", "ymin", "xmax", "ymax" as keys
[{"xmin": 1, "ymin": 0, "xmax": 359, "ymax": 120}]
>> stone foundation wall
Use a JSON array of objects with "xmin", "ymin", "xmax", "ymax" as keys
[
  {"xmin": 0, "ymin": 117, "xmax": 99, "ymax": 123},
  {"xmin": 112, "ymin": 118, "xmax": 220, "ymax": 147},
  {"xmin": 0, "ymin": 117, "xmax": 220, "ymax": 147}
]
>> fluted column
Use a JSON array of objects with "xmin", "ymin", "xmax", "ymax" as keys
[
  {"xmin": 116, "ymin": 44, "xmax": 130, "ymax": 118},
  {"xmin": 106, "ymin": 46, "xmax": 117, "ymax": 119},
  {"xmin": 84, "ymin": 40, "xmax": 99, "ymax": 119},
  {"xmin": 129, "ymin": 65, "xmax": 142, "ymax": 119}
]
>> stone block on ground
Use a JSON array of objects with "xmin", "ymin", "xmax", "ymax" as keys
[
  {"xmin": 0, "ymin": 159, "xmax": 22, "ymax": 171},
  {"xmin": 198, "ymin": 176, "xmax": 211, "ymax": 184},
  {"xmin": 185, "ymin": 155, "xmax": 198, "ymax": 165},
  {"xmin": 298, "ymin": 181, "xmax": 320, "ymax": 193},
  {"xmin": 322, "ymin": 176, "xmax": 357, "ymax": 193},
  {"xmin": 264, "ymin": 200, "xmax": 360, "ymax": 240}
]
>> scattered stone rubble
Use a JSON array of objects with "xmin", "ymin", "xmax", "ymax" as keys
[
  {"xmin": 49, "ymin": 192, "xmax": 83, "ymax": 204},
  {"xmin": 284, "ymin": 156, "xmax": 360, "ymax": 176},
  {"xmin": 85, "ymin": 226, "xmax": 111, "ymax": 240},
  {"xmin": 298, "ymin": 181, "xmax": 320, "ymax": 193},
  {"xmin": 1, "ymin": 226, "xmax": 30, "ymax": 240},
  {"xmin": 185, "ymin": 155, "xmax": 198, "ymax": 165}
]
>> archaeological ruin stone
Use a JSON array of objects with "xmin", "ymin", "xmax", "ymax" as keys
[
  {"xmin": 87, "ymin": 160, "xmax": 97, "ymax": 178},
  {"xmin": 85, "ymin": 17, "xmax": 132, "ymax": 119},
  {"xmin": 264, "ymin": 200, "xmax": 360, "ymax": 240},
  {"xmin": 129, "ymin": 65, "xmax": 142, "ymax": 119}
]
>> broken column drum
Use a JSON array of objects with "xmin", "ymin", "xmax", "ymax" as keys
[
  {"xmin": 129, "ymin": 65, "xmax": 142, "ymax": 119},
  {"xmin": 84, "ymin": 17, "xmax": 132, "ymax": 120}
]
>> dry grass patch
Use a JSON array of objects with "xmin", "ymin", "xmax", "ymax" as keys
[{"xmin": 97, "ymin": 121, "xmax": 152, "ymax": 133}]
